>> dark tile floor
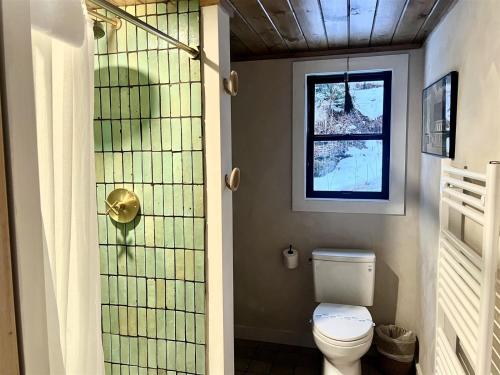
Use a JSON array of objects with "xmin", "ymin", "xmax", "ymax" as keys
[{"xmin": 234, "ymin": 339, "xmax": 383, "ymax": 375}]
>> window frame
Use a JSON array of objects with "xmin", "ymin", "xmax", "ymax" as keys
[
  {"xmin": 305, "ymin": 71, "xmax": 392, "ymax": 200},
  {"xmin": 292, "ymin": 54, "xmax": 409, "ymax": 214}
]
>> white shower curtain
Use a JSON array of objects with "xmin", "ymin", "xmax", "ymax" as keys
[{"xmin": 31, "ymin": 12, "xmax": 104, "ymax": 375}]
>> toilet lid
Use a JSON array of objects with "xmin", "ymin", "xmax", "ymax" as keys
[{"xmin": 313, "ymin": 303, "xmax": 373, "ymax": 342}]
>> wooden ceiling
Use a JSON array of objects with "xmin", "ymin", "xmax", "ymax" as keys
[{"xmin": 227, "ymin": 0, "xmax": 457, "ymax": 61}]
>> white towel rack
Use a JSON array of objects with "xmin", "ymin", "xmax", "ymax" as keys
[{"xmin": 436, "ymin": 159, "xmax": 500, "ymax": 375}]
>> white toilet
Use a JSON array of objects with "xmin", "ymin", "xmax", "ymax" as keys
[{"xmin": 311, "ymin": 249, "xmax": 376, "ymax": 375}]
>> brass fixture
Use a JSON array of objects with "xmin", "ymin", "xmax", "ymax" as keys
[
  {"xmin": 223, "ymin": 70, "xmax": 238, "ymax": 96},
  {"xmin": 225, "ymin": 168, "xmax": 240, "ymax": 192},
  {"xmin": 86, "ymin": 0, "xmax": 199, "ymax": 58},
  {"xmin": 105, "ymin": 188, "xmax": 140, "ymax": 223}
]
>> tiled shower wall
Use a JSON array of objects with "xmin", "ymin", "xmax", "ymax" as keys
[{"xmin": 93, "ymin": 2, "xmax": 205, "ymax": 374}]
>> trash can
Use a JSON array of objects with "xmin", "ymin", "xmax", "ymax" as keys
[{"xmin": 375, "ymin": 325, "xmax": 416, "ymax": 375}]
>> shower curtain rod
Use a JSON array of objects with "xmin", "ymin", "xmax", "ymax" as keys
[
  {"xmin": 88, "ymin": 9, "xmax": 121, "ymax": 29},
  {"xmin": 87, "ymin": 0, "xmax": 199, "ymax": 59}
]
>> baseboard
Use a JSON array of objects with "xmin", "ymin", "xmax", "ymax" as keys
[{"xmin": 234, "ymin": 324, "xmax": 315, "ymax": 348}]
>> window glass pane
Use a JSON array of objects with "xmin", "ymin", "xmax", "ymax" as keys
[
  {"xmin": 313, "ymin": 140, "xmax": 383, "ymax": 192},
  {"xmin": 314, "ymin": 80, "xmax": 384, "ymax": 135}
]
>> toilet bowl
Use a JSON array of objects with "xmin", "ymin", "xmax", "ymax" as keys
[{"xmin": 312, "ymin": 303, "xmax": 374, "ymax": 375}]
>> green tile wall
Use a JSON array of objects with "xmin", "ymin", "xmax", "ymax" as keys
[{"xmin": 93, "ymin": 2, "xmax": 205, "ymax": 374}]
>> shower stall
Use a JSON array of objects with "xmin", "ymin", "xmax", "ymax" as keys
[{"xmin": 93, "ymin": 1, "xmax": 205, "ymax": 374}]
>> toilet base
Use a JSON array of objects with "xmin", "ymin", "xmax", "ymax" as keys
[{"xmin": 323, "ymin": 357, "xmax": 361, "ymax": 375}]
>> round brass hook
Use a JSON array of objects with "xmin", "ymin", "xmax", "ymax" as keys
[
  {"xmin": 223, "ymin": 70, "xmax": 238, "ymax": 97},
  {"xmin": 225, "ymin": 168, "xmax": 241, "ymax": 192}
]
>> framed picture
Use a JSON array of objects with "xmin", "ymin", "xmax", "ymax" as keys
[{"xmin": 421, "ymin": 71, "xmax": 458, "ymax": 158}]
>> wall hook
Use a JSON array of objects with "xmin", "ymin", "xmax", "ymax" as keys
[
  {"xmin": 105, "ymin": 188, "xmax": 140, "ymax": 224},
  {"xmin": 223, "ymin": 70, "xmax": 238, "ymax": 96},
  {"xmin": 225, "ymin": 168, "xmax": 241, "ymax": 192}
]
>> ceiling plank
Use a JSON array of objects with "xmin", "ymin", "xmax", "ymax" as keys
[
  {"xmin": 289, "ymin": 0, "xmax": 328, "ymax": 49},
  {"xmin": 392, "ymin": 0, "xmax": 437, "ymax": 43},
  {"xmin": 229, "ymin": 0, "xmax": 288, "ymax": 51},
  {"xmin": 413, "ymin": 0, "xmax": 456, "ymax": 41},
  {"xmin": 230, "ymin": 10, "xmax": 270, "ymax": 54},
  {"xmin": 319, "ymin": 0, "xmax": 348, "ymax": 48},
  {"xmin": 259, "ymin": 0, "xmax": 309, "ymax": 50},
  {"xmin": 370, "ymin": 0, "xmax": 406, "ymax": 45},
  {"xmin": 349, "ymin": 0, "xmax": 378, "ymax": 47},
  {"xmin": 230, "ymin": 32, "xmax": 252, "ymax": 59}
]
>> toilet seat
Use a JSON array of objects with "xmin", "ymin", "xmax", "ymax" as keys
[
  {"xmin": 313, "ymin": 325, "xmax": 373, "ymax": 348},
  {"xmin": 312, "ymin": 303, "xmax": 374, "ymax": 344}
]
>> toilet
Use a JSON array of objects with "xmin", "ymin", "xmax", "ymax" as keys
[{"xmin": 311, "ymin": 249, "xmax": 376, "ymax": 375}]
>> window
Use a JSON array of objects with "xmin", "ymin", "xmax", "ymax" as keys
[
  {"xmin": 292, "ymin": 55, "xmax": 409, "ymax": 214},
  {"xmin": 306, "ymin": 71, "xmax": 392, "ymax": 200}
]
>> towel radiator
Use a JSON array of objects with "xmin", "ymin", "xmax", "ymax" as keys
[{"xmin": 435, "ymin": 159, "xmax": 500, "ymax": 375}]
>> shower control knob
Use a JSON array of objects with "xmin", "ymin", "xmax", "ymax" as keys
[{"xmin": 104, "ymin": 188, "xmax": 140, "ymax": 224}]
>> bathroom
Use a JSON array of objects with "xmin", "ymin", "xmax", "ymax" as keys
[{"xmin": 0, "ymin": 0, "xmax": 500, "ymax": 375}]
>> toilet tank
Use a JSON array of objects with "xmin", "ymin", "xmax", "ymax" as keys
[{"xmin": 312, "ymin": 248, "xmax": 375, "ymax": 306}]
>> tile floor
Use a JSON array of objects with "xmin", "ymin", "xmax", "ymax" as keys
[{"xmin": 234, "ymin": 339, "xmax": 384, "ymax": 375}]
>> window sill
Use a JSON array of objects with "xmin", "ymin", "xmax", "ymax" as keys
[{"xmin": 292, "ymin": 196, "xmax": 405, "ymax": 215}]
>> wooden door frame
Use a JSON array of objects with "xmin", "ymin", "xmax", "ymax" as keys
[
  {"xmin": 201, "ymin": 3, "xmax": 235, "ymax": 374},
  {"xmin": 0, "ymin": 1, "xmax": 50, "ymax": 372},
  {"xmin": 0, "ymin": 73, "xmax": 20, "ymax": 375}
]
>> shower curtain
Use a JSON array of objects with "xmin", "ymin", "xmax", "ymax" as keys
[{"xmin": 31, "ymin": 11, "xmax": 104, "ymax": 375}]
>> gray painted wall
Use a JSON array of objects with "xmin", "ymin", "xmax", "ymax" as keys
[
  {"xmin": 418, "ymin": 2, "xmax": 500, "ymax": 373},
  {"xmin": 231, "ymin": 50, "xmax": 424, "ymax": 347}
]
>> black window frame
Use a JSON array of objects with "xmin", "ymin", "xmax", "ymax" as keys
[{"xmin": 306, "ymin": 71, "xmax": 392, "ymax": 200}]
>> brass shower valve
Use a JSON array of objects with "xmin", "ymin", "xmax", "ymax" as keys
[{"xmin": 104, "ymin": 188, "xmax": 140, "ymax": 224}]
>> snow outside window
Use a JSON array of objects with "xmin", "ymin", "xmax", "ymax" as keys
[{"xmin": 306, "ymin": 71, "xmax": 392, "ymax": 200}]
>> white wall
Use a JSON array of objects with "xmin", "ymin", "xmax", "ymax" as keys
[
  {"xmin": 418, "ymin": 1, "xmax": 500, "ymax": 374},
  {"xmin": 231, "ymin": 50, "xmax": 423, "ymax": 347}
]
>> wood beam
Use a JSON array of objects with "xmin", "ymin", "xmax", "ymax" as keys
[{"xmin": 231, "ymin": 42, "xmax": 421, "ymax": 62}]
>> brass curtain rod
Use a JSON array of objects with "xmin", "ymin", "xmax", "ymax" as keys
[
  {"xmin": 88, "ymin": 9, "xmax": 121, "ymax": 29},
  {"xmin": 87, "ymin": 0, "xmax": 199, "ymax": 59}
]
